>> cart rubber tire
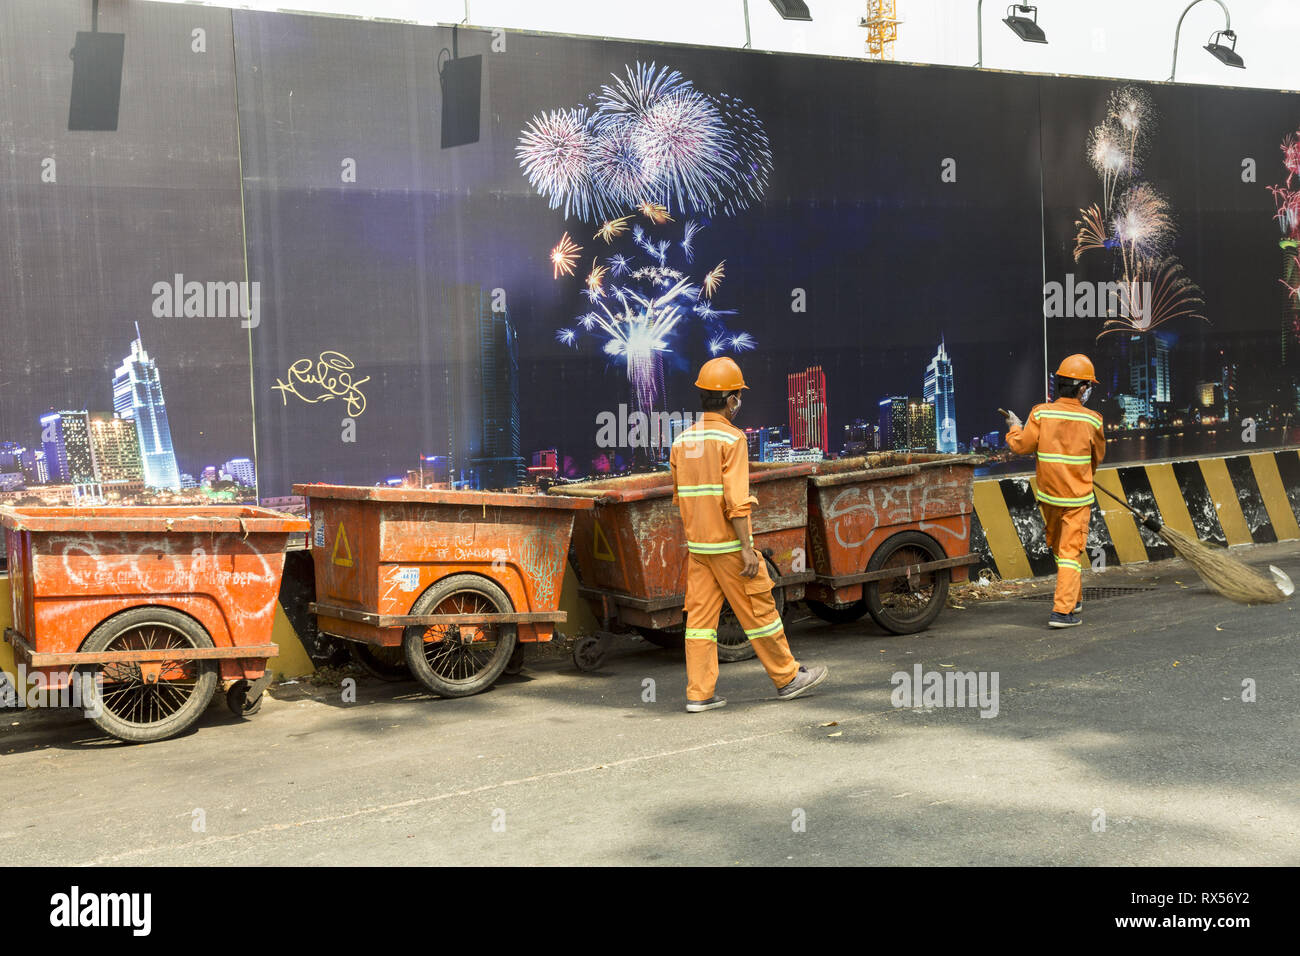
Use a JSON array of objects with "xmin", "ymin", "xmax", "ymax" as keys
[
  {"xmin": 226, "ymin": 679, "xmax": 264, "ymax": 718},
  {"xmin": 350, "ymin": 642, "xmax": 410, "ymax": 682},
  {"xmin": 504, "ymin": 644, "xmax": 526, "ymax": 676},
  {"xmin": 572, "ymin": 634, "xmax": 606, "ymax": 672},
  {"xmin": 863, "ymin": 531, "xmax": 950, "ymax": 635},
  {"xmin": 402, "ymin": 574, "xmax": 518, "ymax": 698},
  {"xmin": 78, "ymin": 607, "xmax": 219, "ymax": 744},
  {"xmin": 805, "ymin": 599, "xmax": 869, "ymax": 625}
]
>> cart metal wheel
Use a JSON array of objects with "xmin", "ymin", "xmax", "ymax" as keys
[
  {"xmin": 805, "ymin": 598, "xmax": 869, "ymax": 625},
  {"xmin": 350, "ymin": 642, "xmax": 410, "ymax": 681},
  {"xmin": 572, "ymin": 634, "xmax": 606, "ymax": 671},
  {"xmin": 402, "ymin": 574, "xmax": 518, "ymax": 698},
  {"xmin": 226, "ymin": 679, "xmax": 264, "ymax": 718},
  {"xmin": 863, "ymin": 531, "xmax": 950, "ymax": 635},
  {"xmin": 77, "ymin": 607, "xmax": 219, "ymax": 744}
]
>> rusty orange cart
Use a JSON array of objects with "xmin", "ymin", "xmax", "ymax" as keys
[
  {"xmin": 554, "ymin": 463, "xmax": 815, "ymax": 669},
  {"xmin": 1, "ymin": 505, "xmax": 308, "ymax": 743},
  {"xmin": 295, "ymin": 484, "xmax": 592, "ymax": 697},
  {"xmin": 804, "ymin": 453, "xmax": 983, "ymax": 633}
]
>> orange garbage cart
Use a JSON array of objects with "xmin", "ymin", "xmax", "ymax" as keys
[
  {"xmin": 295, "ymin": 484, "xmax": 592, "ymax": 698},
  {"xmin": 804, "ymin": 453, "xmax": 983, "ymax": 634},
  {"xmin": 1, "ymin": 505, "xmax": 308, "ymax": 742},
  {"xmin": 553, "ymin": 463, "xmax": 814, "ymax": 669}
]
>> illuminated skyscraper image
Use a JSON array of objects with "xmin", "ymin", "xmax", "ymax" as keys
[
  {"xmin": 787, "ymin": 366, "xmax": 828, "ymax": 454},
  {"xmin": 112, "ymin": 325, "xmax": 181, "ymax": 490},
  {"xmin": 924, "ymin": 336, "xmax": 956, "ymax": 454}
]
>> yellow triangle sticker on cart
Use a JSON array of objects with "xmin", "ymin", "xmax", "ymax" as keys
[
  {"xmin": 332, "ymin": 523, "xmax": 354, "ymax": 567},
  {"xmin": 593, "ymin": 519, "xmax": 615, "ymax": 562}
]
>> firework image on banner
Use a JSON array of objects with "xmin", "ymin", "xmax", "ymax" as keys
[
  {"xmin": 234, "ymin": 16, "xmax": 1046, "ymax": 499},
  {"xmin": 0, "ymin": 0, "xmax": 257, "ymax": 511},
  {"xmin": 1039, "ymin": 77, "xmax": 1300, "ymax": 477}
]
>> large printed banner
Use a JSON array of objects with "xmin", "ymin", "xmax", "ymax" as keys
[{"xmin": 1, "ymin": 1, "xmax": 1298, "ymax": 511}]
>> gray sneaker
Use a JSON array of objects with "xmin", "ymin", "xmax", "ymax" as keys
[
  {"xmin": 777, "ymin": 665, "xmax": 828, "ymax": 700},
  {"xmin": 686, "ymin": 696, "xmax": 727, "ymax": 713}
]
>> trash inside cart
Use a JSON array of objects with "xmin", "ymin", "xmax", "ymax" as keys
[
  {"xmin": 804, "ymin": 453, "xmax": 983, "ymax": 633},
  {"xmin": 295, "ymin": 484, "xmax": 592, "ymax": 697},
  {"xmin": 554, "ymin": 463, "xmax": 814, "ymax": 670},
  {"xmin": 1, "ymin": 505, "xmax": 308, "ymax": 742}
]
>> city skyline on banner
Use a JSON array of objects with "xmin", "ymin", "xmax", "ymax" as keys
[{"xmin": 0, "ymin": 325, "xmax": 256, "ymax": 506}]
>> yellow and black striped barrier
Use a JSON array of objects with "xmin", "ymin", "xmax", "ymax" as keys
[{"xmin": 972, "ymin": 448, "xmax": 1300, "ymax": 580}]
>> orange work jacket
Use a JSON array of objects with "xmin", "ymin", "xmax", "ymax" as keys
[
  {"xmin": 669, "ymin": 412, "xmax": 758, "ymax": 555},
  {"xmin": 1005, "ymin": 396, "xmax": 1106, "ymax": 507}
]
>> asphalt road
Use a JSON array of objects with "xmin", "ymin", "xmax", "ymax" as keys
[{"xmin": 3, "ymin": 543, "xmax": 1298, "ymax": 866}]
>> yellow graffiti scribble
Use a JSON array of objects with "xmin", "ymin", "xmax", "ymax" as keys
[{"xmin": 273, "ymin": 351, "xmax": 369, "ymax": 417}]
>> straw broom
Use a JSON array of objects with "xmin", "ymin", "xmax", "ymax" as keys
[{"xmin": 1092, "ymin": 483, "xmax": 1289, "ymax": 605}]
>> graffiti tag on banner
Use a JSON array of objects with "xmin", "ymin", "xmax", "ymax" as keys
[
  {"xmin": 332, "ymin": 523, "xmax": 354, "ymax": 567},
  {"xmin": 272, "ymin": 351, "xmax": 369, "ymax": 417}
]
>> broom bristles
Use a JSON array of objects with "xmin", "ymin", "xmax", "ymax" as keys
[{"xmin": 1156, "ymin": 526, "xmax": 1285, "ymax": 604}]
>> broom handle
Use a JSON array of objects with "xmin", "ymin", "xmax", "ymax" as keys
[{"xmin": 1092, "ymin": 481, "xmax": 1163, "ymax": 533}]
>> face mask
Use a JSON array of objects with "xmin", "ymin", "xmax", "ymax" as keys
[
  {"xmin": 728, "ymin": 396, "xmax": 742, "ymax": 419},
  {"xmin": 1080, "ymin": 386, "xmax": 1094, "ymax": 405}
]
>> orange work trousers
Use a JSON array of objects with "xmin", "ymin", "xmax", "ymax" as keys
[
  {"xmin": 1040, "ymin": 502, "xmax": 1092, "ymax": 614},
  {"xmin": 683, "ymin": 551, "xmax": 800, "ymax": 701}
]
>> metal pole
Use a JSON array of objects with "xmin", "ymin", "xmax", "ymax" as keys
[
  {"xmin": 976, "ymin": 0, "xmax": 983, "ymax": 67},
  {"xmin": 1169, "ymin": 0, "xmax": 1231, "ymax": 81},
  {"xmin": 743, "ymin": 0, "xmax": 752, "ymax": 49},
  {"xmin": 464, "ymin": 1, "xmax": 470, "ymax": 24}
]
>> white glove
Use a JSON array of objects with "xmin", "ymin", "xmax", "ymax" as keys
[{"xmin": 1005, "ymin": 412, "xmax": 1022, "ymax": 430}]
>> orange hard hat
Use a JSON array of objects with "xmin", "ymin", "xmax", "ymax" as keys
[
  {"xmin": 1055, "ymin": 353, "xmax": 1099, "ymax": 384},
  {"xmin": 694, "ymin": 356, "xmax": 748, "ymax": 391}
]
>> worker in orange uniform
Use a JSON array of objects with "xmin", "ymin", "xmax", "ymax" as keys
[
  {"xmin": 1004, "ymin": 354, "xmax": 1106, "ymax": 628},
  {"xmin": 670, "ymin": 357, "xmax": 828, "ymax": 712}
]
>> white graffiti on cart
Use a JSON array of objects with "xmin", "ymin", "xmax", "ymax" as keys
[
  {"xmin": 43, "ymin": 532, "xmax": 279, "ymax": 626},
  {"xmin": 827, "ymin": 478, "xmax": 967, "ymax": 550}
]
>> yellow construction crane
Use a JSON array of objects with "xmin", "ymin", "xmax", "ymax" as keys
[{"xmin": 859, "ymin": 0, "xmax": 901, "ymax": 60}]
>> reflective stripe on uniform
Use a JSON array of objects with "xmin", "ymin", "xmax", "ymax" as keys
[
  {"xmin": 685, "ymin": 628, "xmax": 718, "ymax": 642},
  {"xmin": 1054, "ymin": 556, "xmax": 1082, "ymax": 573},
  {"xmin": 677, "ymin": 483, "xmax": 724, "ymax": 497},
  {"xmin": 1037, "ymin": 452, "xmax": 1092, "ymax": 465},
  {"xmin": 744, "ymin": 618, "xmax": 784, "ymax": 640},
  {"xmin": 687, "ymin": 539, "xmax": 744, "ymax": 554},
  {"xmin": 673, "ymin": 429, "xmax": 741, "ymax": 446},
  {"xmin": 1036, "ymin": 489, "xmax": 1095, "ymax": 507},
  {"xmin": 1033, "ymin": 409, "xmax": 1102, "ymax": 429}
]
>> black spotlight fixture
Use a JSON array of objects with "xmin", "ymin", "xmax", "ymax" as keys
[
  {"xmin": 767, "ymin": 0, "xmax": 813, "ymax": 20},
  {"xmin": 1204, "ymin": 29, "xmax": 1245, "ymax": 68},
  {"xmin": 976, "ymin": 0, "xmax": 1047, "ymax": 67},
  {"xmin": 439, "ymin": 24, "xmax": 482, "ymax": 149},
  {"xmin": 1170, "ymin": 0, "xmax": 1244, "ymax": 81},
  {"xmin": 1002, "ymin": 4, "xmax": 1047, "ymax": 44},
  {"xmin": 742, "ymin": 1, "xmax": 812, "ymax": 50},
  {"xmin": 68, "ymin": 0, "xmax": 125, "ymax": 131}
]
